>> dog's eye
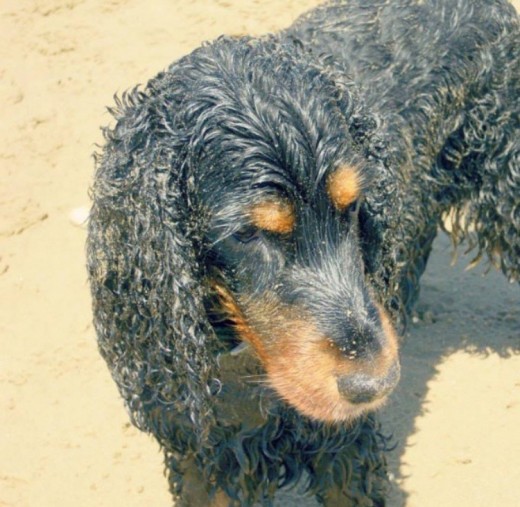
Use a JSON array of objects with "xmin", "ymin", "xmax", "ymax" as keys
[
  {"xmin": 232, "ymin": 226, "xmax": 260, "ymax": 244},
  {"xmin": 344, "ymin": 199, "xmax": 361, "ymax": 222}
]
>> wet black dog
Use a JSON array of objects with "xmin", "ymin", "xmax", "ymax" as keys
[{"xmin": 88, "ymin": 0, "xmax": 519, "ymax": 505}]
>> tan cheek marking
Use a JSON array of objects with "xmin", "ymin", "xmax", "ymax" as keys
[
  {"xmin": 327, "ymin": 165, "xmax": 362, "ymax": 210},
  {"xmin": 250, "ymin": 200, "xmax": 295, "ymax": 234},
  {"xmin": 212, "ymin": 284, "xmax": 269, "ymax": 362}
]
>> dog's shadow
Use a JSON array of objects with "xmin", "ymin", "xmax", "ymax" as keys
[
  {"xmin": 381, "ymin": 231, "xmax": 520, "ymax": 506},
  {"xmin": 274, "ymin": 232, "xmax": 519, "ymax": 507}
]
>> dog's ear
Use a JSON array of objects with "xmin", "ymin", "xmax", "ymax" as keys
[{"xmin": 87, "ymin": 89, "xmax": 219, "ymax": 443}]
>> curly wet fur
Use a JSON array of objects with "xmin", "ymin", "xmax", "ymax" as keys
[{"xmin": 88, "ymin": 1, "xmax": 519, "ymax": 505}]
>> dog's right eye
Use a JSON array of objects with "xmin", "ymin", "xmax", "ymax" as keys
[{"xmin": 233, "ymin": 226, "xmax": 260, "ymax": 244}]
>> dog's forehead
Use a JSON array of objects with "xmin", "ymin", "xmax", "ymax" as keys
[{"xmin": 208, "ymin": 161, "xmax": 364, "ymax": 229}]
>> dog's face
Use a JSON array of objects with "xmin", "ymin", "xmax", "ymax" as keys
[
  {"xmin": 180, "ymin": 38, "xmax": 400, "ymax": 423},
  {"xmin": 200, "ymin": 155, "xmax": 399, "ymax": 424}
]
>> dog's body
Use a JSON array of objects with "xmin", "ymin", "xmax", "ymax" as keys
[{"xmin": 88, "ymin": 1, "xmax": 519, "ymax": 505}]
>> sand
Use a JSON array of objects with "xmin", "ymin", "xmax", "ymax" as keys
[{"xmin": 0, "ymin": 1, "xmax": 518, "ymax": 506}]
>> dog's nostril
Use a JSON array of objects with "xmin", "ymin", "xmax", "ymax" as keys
[{"xmin": 336, "ymin": 362, "xmax": 400, "ymax": 405}]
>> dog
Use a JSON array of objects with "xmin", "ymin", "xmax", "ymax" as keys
[{"xmin": 87, "ymin": 0, "xmax": 519, "ymax": 505}]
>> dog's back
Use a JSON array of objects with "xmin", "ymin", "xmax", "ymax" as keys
[{"xmin": 288, "ymin": 0, "xmax": 520, "ymax": 281}]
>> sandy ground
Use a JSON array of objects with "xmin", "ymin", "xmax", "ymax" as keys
[{"xmin": 1, "ymin": 1, "xmax": 519, "ymax": 506}]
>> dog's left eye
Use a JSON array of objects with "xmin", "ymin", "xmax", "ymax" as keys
[
  {"xmin": 233, "ymin": 226, "xmax": 260, "ymax": 244},
  {"xmin": 344, "ymin": 200, "xmax": 361, "ymax": 223}
]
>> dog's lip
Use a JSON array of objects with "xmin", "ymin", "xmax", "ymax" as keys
[{"xmin": 335, "ymin": 359, "xmax": 401, "ymax": 405}]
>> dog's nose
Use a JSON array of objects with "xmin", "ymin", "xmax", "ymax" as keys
[{"xmin": 336, "ymin": 361, "xmax": 400, "ymax": 405}]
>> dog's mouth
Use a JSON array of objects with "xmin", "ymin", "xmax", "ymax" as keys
[
  {"xmin": 213, "ymin": 284, "xmax": 400, "ymax": 423},
  {"xmin": 252, "ymin": 311, "xmax": 400, "ymax": 423}
]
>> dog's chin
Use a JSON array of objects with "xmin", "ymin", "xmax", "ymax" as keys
[
  {"xmin": 299, "ymin": 396, "xmax": 388, "ymax": 425},
  {"xmin": 267, "ymin": 370, "xmax": 390, "ymax": 424}
]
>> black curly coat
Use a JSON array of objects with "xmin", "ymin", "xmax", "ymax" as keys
[{"xmin": 87, "ymin": 0, "xmax": 520, "ymax": 505}]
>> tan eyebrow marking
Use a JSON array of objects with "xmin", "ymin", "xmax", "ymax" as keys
[
  {"xmin": 327, "ymin": 165, "xmax": 362, "ymax": 210},
  {"xmin": 250, "ymin": 199, "xmax": 296, "ymax": 234}
]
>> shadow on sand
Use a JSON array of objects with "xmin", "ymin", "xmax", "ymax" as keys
[{"xmin": 381, "ymin": 232, "xmax": 520, "ymax": 506}]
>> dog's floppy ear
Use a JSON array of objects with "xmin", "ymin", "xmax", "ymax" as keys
[{"xmin": 87, "ymin": 88, "xmax": 219, "ymax": 442}]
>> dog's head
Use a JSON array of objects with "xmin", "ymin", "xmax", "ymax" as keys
[
  {"xmin": 190, "ymin": 37, "xmax": 400, "ymax": 422},
  {"xmin": 89, "ymin": 36, "xmax": 400, "ymax": 433},
  {"xmin": 206, "ymin": 175, "xmax": 400, "ymax": 422}
]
